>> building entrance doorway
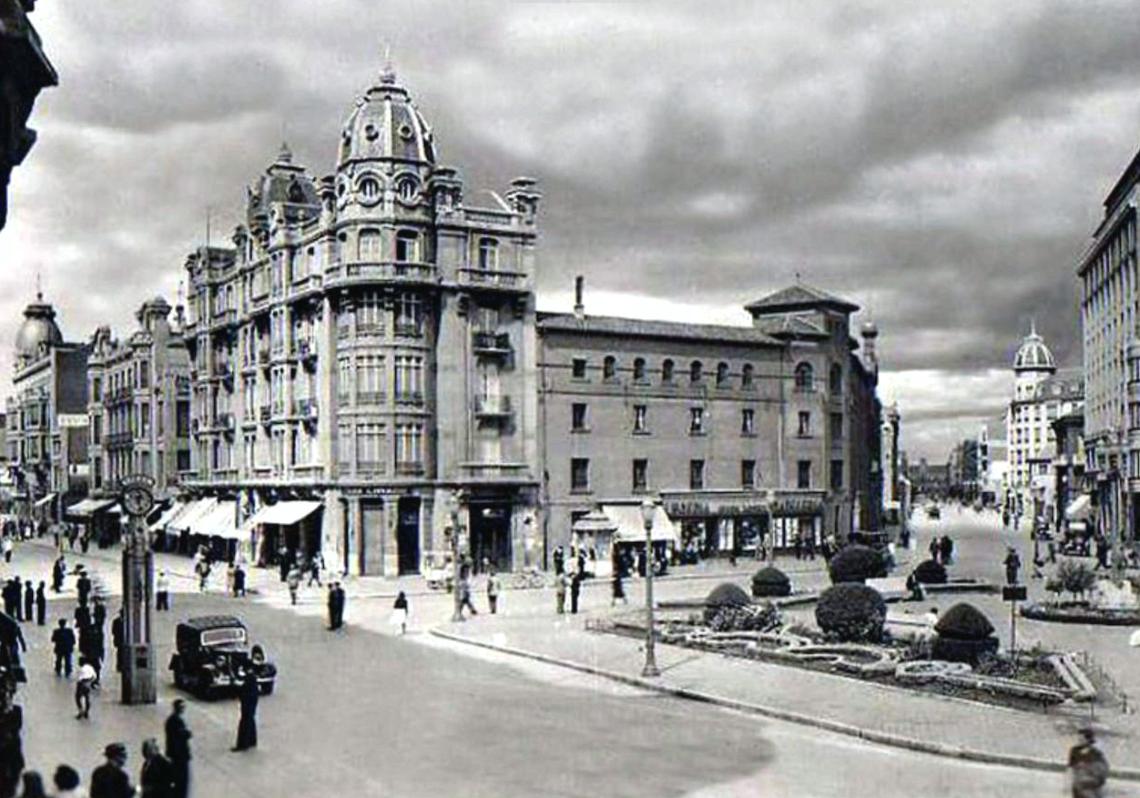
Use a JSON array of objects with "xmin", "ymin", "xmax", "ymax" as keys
[
  {"xmin": 470, "ymin": 502, "xmax": 511, "ymax": 573},
  {"xmin": 396, "ymin": 497, "xmax": 421, "ymax": 575}
]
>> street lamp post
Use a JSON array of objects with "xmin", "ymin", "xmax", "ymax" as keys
[
  {"xmin": 640, "ymin": 498, "xmax": 660, "ymax": 678},
  {"xmin": 449, "ymin": 489, "xmax": 466, "ymax": 623},
  {"xmin": 120, "ymin": 478, "xmax": 156, "ymax": 704}
]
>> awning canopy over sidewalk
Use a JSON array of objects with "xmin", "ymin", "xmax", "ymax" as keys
[
  {"xmin": 64, "ymin": 498, "xmax": 116, "ymax": 518},
  {"xmin": 188, "ymin": 500, "xmax": 239, "ymax": 540},
  {"xmin": 602, "ymin": 503, "xmax": 679, "ymax": 544},
  {"xmin": 167, "ymin": 498, "xmax": 217, "ymax": 534},
  {"xmin": 1065, "ymin": 495, "xmax": 1091, "ymax": 521}
]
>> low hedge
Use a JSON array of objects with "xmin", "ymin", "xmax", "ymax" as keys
[{"xmin": 815, "ymin": 583, "xmax": 887, "ymax": 642}]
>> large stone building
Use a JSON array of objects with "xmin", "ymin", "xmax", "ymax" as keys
[
  {"xmin": 5, "ymin": 293, "xmax": 88, "ymax": 520},
  {"xmin": 537, "ymin": 281, "xmax": 884, "ymax": 560},
  {"xmin": 0, "ymin": 0, "xmax": 56, "ymax": 230},
  {"xmin": 1079, "ymin": 144, "xmax": 1140, "ymax": 554},
  {"xmin": 177, "ymin": 64, "xmax": 541, "ymax": 575}
]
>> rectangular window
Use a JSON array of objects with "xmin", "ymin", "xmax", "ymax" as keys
[
  {"xmin": 690, "ymin": 407, "xmax": 705, "ymax": 435},
  {"xmin": 632, "ymin": 459, "xmax": 648, "ymax": 492},
  {"xmin": 571, "ymin": 458, "xmax": 590, "ymax": 492},
  {"xmin": 741, "ymin": 408, "xmax": 755, "ymax": 435},
  {"xmin": 830, "ymin": 459, "xmax": 844, "ymax": 491},
  {"xmin": 797, "ymin": 460, "xmax": 812, "ymax": 489},
  {"xmin": 358, "ymin": 423, "xmax": 387, "ymax": 470},
  {"xmin": 742, "ymin": 459, "xmax": 756, "ymax": 489},
  {"xmin": 358, "ymin": 354, "xmax": 386, "ymax": 404},
  {"xmin": 356, "ymin": 291, "xmax": 384, "ymax": 334},
  {"xmin": 633, "ymin": 404, "xmax": 647, "ymax": 433},
  {"xmin": 337, "ymin": 423, "xmax": 353, "ymax": 468},
  {"xmin": 797, "ymin": 411, "xmax": 811, "ymax": 437},
  {"xmin": 572, "ymin": 358, "xmax": 587, "ymax": 379},
  {"xmin": 690, "ymin": 459, "xmax": 705, "ymax": 490},
  {"xmin": 395, "ymin": 423, "xmax": 423, "ymax": 470},
  {"xmin": 395, "ymin": 292, "xmax": 423, "ymax": 336},
  {"xmin": 830, "ymin": 412, "xmax": 843, "ymax": 440},
  {"xmin": 394, "ymin": 356, "xmax": 423, "ymax": 403},
  {"xmin": 571, "ymin": 403, "xmax": 588, "ymax": 431},
  {"xmin": 337, "ymin": 357, "xmax": 352, "ymax": 403}
]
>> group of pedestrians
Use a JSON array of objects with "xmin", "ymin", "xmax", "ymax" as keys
[
  {"xmin": 927, "ymin": 534, "xmax": 955, "ymax": 565},
  {"xmin": 0, "ymin": 580, "xmax": 44, "ymax": 629}
]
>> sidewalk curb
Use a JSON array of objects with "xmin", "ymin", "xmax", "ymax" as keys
[{"xmin": 429, "ymin": 628, "xmax": 1140, "ymax": 783}]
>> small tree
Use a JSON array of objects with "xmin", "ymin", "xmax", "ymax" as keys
[{"xmin": 1056, "ymin": 559, "xmax": 1096, "ymax": 603}]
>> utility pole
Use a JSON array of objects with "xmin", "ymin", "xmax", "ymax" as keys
[{"xmin": 120, "ymin": 478, "xmax": 156, "ymax": 704}]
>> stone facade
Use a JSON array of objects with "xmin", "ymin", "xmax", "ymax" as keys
[{"xmin": 181, "ymin": 64, "xmax": 541, "ymax": 576}]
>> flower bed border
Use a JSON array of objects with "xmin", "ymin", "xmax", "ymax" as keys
[{"xmin": 1020, "ymin": 602, "xmax": 1140, "ymax": 626}]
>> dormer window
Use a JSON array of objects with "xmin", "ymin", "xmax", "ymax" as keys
[
  {"xmin": 358, "ymin": 176, "xmax": 381, "ymax": 204},
  {"xmin": 478, "ymin": 238, "xmax": 499, "ymax": 270},
  {"xmin": 396, "ymin": 230, "xmax": 420, "ymax": 263},
  {"xmin": 396, "ymin": 176, "xmax": 419, "ymax": 203}
]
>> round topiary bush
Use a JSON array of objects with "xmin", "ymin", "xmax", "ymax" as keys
[
  {"xmin": 932, "ymin": 602, "xmax": 999, "ymax": 665},
  {"xmin": 703, "ymin": 582, "xmax": 752, "ymax": 625},
  {"xmin": 912, "ymin": 559, "xmax": 948, "ymax": 585},
  {"xmin": 707, "ymin": 601, "xmax": 782, "ymax": 632},
  {"xmin": 814, "ymin": 584, "xmax": 887, "ymax": 642},
  {"xmin": 751, "ymin": 566, "xmax": 792, "ymax": 598},
  {"xmin": 828, "ymin": 545, "xmax": 887, "ymax": 584}
]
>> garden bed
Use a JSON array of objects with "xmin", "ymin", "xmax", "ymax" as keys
[{"xmin": 1020, "ymin": 602, "xmax": 1140, "ymax": 626}]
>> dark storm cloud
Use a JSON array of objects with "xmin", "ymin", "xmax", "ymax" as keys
[{"xmin": 1, "ymin": 0, "xmax": 1138, "ymax": 461}]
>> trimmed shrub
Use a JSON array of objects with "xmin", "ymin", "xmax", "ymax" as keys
[
  {"xmin": 814, "ymin": 584, "xmax": 887, "ymax": 642},
  {"xmin": 708, "ymin": 601, "xmax": 782, "ymax": 632},
  {"xmin": 1056, "ymin": 559, "xmax": 1097, "ymax": 601},
  {"xmin": 931, "ymin": 635, "xmax": 999, "ymax": 665},
  {"xmin": 703, "ymin": 582, "xmax": 752, "ymax": 625},
  {"xmin": 934, "ymin": 602, "xmax": 995, "ymax": 640},
  {"xmin": 751, "ymin": 566, "xmax": 792, "ymax": 598},
  {"xmin": 828, "ymin": 545, "xmax": 887, "ymax": 584},
  {"xmin": 912, "ymin": 559, "xmax": 948, "ymax": 585}
]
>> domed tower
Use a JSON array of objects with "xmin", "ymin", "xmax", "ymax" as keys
[
  {"xmin": 1012, "ymin": 321, "xmax": 1056, "ymax": 400},
  {"xmin": 14, "ymin": 292, "xmax": 63, "ymax": 370},
  {"xmin": 860, "ymin": 320, "xmax": 879, "ymax": 377}
]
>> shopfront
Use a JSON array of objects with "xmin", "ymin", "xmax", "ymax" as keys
[{"xmin": 661, "ymin": 490, "xmax": 826, "ymax": 558}]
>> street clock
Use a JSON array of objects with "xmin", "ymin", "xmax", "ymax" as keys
[{"xmin": 121, "ymin": 483, "xmax": 154, "ymax": 518}]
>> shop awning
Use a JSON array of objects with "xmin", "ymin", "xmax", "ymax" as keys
[
  {"xmin": 188, "ymin": 501, "xmax": 239, "ymax": 539},
  {"xmin": 33, "ymin": 493, "xmax": 56, "ymax": 509},
  {"xmin": 167, "ymin": 498, "xmax": 217, "ymax": 534},
  {"xmin": 149, "ymin": 501, "xmax": 189, "ymax": 532},
  {"xmin": 602, "ymin": 503, "xmax": 679, "ymax": 544},
  {"xmin": 572, "ymin": 510, "xmax": 617, "ymax": 535},
  {"xmin": 65, "ymin": 498, "xmax": 116, "ymax": 518},
  {"xmin": 247, "ymin": 500, "xmax": 322, "ymax": 527},
  {"xmin": 1065, "ymin": 495, "xmax": 1092, "ymax": 521}
]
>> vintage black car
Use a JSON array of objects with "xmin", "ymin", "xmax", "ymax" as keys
[{"xmin": 169, "ymin": 615, "xmax": 276, "ymax": 699}]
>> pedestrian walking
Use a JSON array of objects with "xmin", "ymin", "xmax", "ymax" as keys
[
  {"xmin": 51, "ymin": 556, "xmax": 66, "ymax": 593},
  {"xmin": 2, "ymin": 538, "xmax": 11, "ymax": 565},
  {"xmin": 1069, "ymin": 726, "xmax": 1109, "ymax": 798},
  {"xmin": 277, "ymin": 545, "xmax": 290, "ymax": 583},
  {"xmin": 111, "ymin": 611, "xmax": 124, "ymax": 674},
  {"xmin": 3, "ymin": 580, "xmax": 20, "ymax": 622},
  {"xmin": 569, "ymin": 571, "xmax": 582, "ymax": 614},
  {"xmin": 458, "ymin": 574, "xmax": 478, "ymax": 618},
  {"xmin": 327, "ymin": 581, "xmax": 346, "ymax": 630},
  {"xmin": 552, "ymin": 546, "xmax": 565, "ymax": 576},
  {"xmin": 74, "ymin": 603, "xmax": 91, "ymax": 633},
  {"xmin": 90, "ymin": 743, "xmax": 133, "ymax": 798},
  {"xmin": 1003, "ymin": 547, "xmax": 1021, "ymax": 586},
  {"xmin": 74, "ymin": 657, "xmax": 96, "ymax": 719},
  {"xmin": 225, "ymin": 563, "xmax": 235, "ymax": 598},
  {"xmin": 139, "ymin": 737, "xmax": 174, "ymax": 798},
  {"xmin": 611, "ymin": 567, "xmax": 627, "ymax": 607},
  {"xmin": 389, "ymin": 591, "xmax": 409, "ymax": 635},
  {"xmin": 195, "ymin": 558, "xmax": 210, "ymax": 593},
  {"xmin": 76, "ymin": 570, "xmax": 92, "ymax": 608},
  {"xmin": 164, "ymin": 699, "xmax": 192, "ymax": 798},
  {"xmin": 286, "ymin": 565, "xmax": 301, "ymax": 606},
  {"xmin": 307, "ymin": 553, "xmax": 324, "ymax": 588},
  {"xmin": 1094, "ymin": 534, "xmax": 1110, "ymax": 570},
  {"xmin": 555, "ymin": 572, "xmax": 567, "ymax": 614},
  {"xmin": 155, "ymin": 571, "xmax": 170, "ymax": 612},
  {"xmin": 231, "ymin": 670, "xmax": 260, "ymax": 752},
  {"xmin": 52, "ymin": 765, "xmax": 83, "ymax": 798},
  {"xmin": 233, "ymin": 563, "xmax": 246, "ymax": 597},
  {"xmin": 486, "ymin": 569, "xmax": 500, "ymax": 615},
  {"xmin": 34, "ymin": 583, "xmax": 45, "ymax": 627},
  {"xmin": 78, "ymin": 623, "xmax": 104, "ymax": 689},
  {"xmin": 0, "ymin": 688, "xmax": 24, "ymax": 798},
  {"xmin": 793, "ymin": 535, "xmax": 803, "ymax": 561},
  {"xmin": 938, "ymin": 534, "xmax": 954, "ymax": 566},
  {"xmin": 51, "ymin": 620, "xmax": 75, "ymax": 677},
  {"xmin": 20, "ymin": 583, "xmax": 31, "ymax": 626},
  {"xmin": 92, "ymin": 597, "xmax": 107, "ymax": 632},
  {"xmin": 928, "ymin": 537, "xmax": 940, "ymax": 564}
]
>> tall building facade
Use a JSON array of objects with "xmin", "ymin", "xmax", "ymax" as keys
[
  {"xmin": 1078, "ymin": 145, "xmax": 1140, "ymax": 552},
  {"xmin": 180, "ymin": 64, "xmax": 541, "ymax": 576},
  {"xmin": 85, "ymin": 297, "xmax": 192, "ymax": 497},
  {"xmin": 537, "ymin": 282, "xmax": 884, "ymax": 558},
  {"xmin": 5, "ymin": 294, "xmax": 89, "ymax": 520},
  {"xmin": 0, "ymin": 0, "xmax": 56, "ymax": 230},
  {"xmin": 1005, "ymin": 325, "xmax": 1058, "ymax": 521}
]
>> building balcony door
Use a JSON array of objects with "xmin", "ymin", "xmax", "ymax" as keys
[
  {"xmin": 396, "ymin": 497, "xmax": 421, "ymax": 575},
  {"xmin": 470, "ymin": 502, "xmax": 511, "ymax": 574}
]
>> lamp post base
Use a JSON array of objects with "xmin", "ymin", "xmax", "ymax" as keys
[{"xmin": 641, "ymin": 661, "xmax": 660, "ymax": 678}]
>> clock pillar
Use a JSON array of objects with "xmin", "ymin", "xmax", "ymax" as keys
[{"xmin": 121, "ymin": 481, "xmax": 156, "ymax": 704}]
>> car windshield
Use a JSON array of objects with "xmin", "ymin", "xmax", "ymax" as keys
[{"xmin": 201, "ymin": 627, "xmax": 246, "ymax": 647}]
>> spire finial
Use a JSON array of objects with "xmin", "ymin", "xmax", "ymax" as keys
[
  {"xmin": 1029, "ymin": 317, "xmax": 1037, "ymax": 337},
  {"xmin": 277, "ymin": 141, "xmax": 293, "ymax": 164},
  {"xmin": 380, "ymin": 43, "xmax": 396, "ymax": 84},
  {"xmin": 34, "ymin": 267, "xmax": 42, "ymax": 302}
]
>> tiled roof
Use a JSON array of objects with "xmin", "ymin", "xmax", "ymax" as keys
[
  {"xmin": 745, "ymin": 283, "xmax": 859, "ymax": 313},
  {"xmin": 536, "ymin": 313, "xmax": 782, "ymax": 346}
]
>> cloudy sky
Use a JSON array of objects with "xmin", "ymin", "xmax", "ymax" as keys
[{"xmin": 3, "ymin": 1, "xmax": 1139, "ymax": 459}]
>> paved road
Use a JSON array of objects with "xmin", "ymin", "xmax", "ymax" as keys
[{"xmin": 2, "ymin": 533, "xmax": 1136, "ymax": 796}]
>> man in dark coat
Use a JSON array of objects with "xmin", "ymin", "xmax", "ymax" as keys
[
  {"xmin": 139, "ymin": 737, "xmax": 174, "ymax": 798},
  {"xmin": 79, "ymin": 623, "xmax": 104, "ymax": 688},
  {"xmin": 92, "ymin": 597, "xmax": 107, "ymax": 631},
  {"xmin": 327, "ymin": 582, "xmax": 346, "ymax": 630},
  {"xmin": 90, "ymin": 742, "xmax": 133, "ymax": 798},
  {"xmin": 569, "ymin": 571, "xmax": 582, "ymax": 614},
  {"xmin": 33, "ymin": 584, "xmax": 45, "ymax": 627},
  {"xmin": 50, "ymin": 620, "xmax": 75, "ymax": 677},
  {"xmin": 76, "ymin": 571, "xmax": 92, "ymax": 607},
  {"xmin": 231, "ymin": 671, "xmax": 260, "ymax": 752},
  {"xmin": 552, "ymin": 546, "xmax": 564, "ymax": 576},
  {"xmin": 1003, "ymin": 547, "xmax": 1021, "ymax": 586},
  {"xmin": 74, "ymin": 603, "xmax": 91, "ymax": 632},
  {"xmin": 0, "ymin": 687, "xmax": 23, "ymax": 798},
  {"xmin": 938, "ymin": 535, "xmax": 954, "ymax": 565},
  {"xmin": 111, "ymin": 610, "xmax": 124, "ymax": 673},
  {"xmin": 0, "ymin": 614, "xmax": 25, "ymax": 673},
  {"xmin": 1069, "ymin": 726, "xmax": 1109, "ymax": 798},
  {"xmin": 164, "ymin": 699, "xmax": 192, "ymax": 798},
  {"xmin": 51, "ymin": 557, "xmax": 65, "ymax": 593},
  {"xmin": 20, "ymin": 584, "xmax": 32, "ymax": 626}
]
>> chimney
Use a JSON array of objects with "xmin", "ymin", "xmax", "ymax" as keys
[{"xmin": 573, "ymin": 275, "xmax": 584, "ymax": 320}]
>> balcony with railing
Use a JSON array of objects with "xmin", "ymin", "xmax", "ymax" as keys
[
  {"xmin": 393, "ymin": 322, "xmax": 423, "ymax": 339},
  {"xmin": 472, "ymin": 331, "xmax": 512, "ymax": 358},
  {"xmin": 395, "ymin": 461, "xmax": 425, "ymax": 476},
  {"xmin": 474, "ymin": 394, "xmax": 513, "ymax": 422},
  {"xmin": 209, "ymin": 308, "xmax": 238, "ymax": 330},
  {"xmin": 395, "ymin": 391, "xmax": 424, "ymax": 406},
  {"xmin": 325, "ymin": 260, "xmax": 436, "ymax": 288},
  {"xmin": 457, "ymin": 268, "xmax": 529, "ymax": 292}
]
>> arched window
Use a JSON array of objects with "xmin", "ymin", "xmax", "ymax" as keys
[
  {"xmin": 603, "ymin": 355, "xmax": 617, "ymax": 381},
  {"xmin": 358, "ymin": 176, "xmax": 381, "ymax": 203},
  {"xmin": 690, "ymin": 360, "xmax": 703, "ymax": 384},
  {"xmin": 478, "ymin": 238, "xmax": 499, "ymax": 270},
  {"xmin": 395, "ymin": 230, "xmax": 419, "ymax": 263},
  {"xmin": 716, "ymin": 362, "xmax": 729, "ymax": 386},
  {"xmin": 794, "ymin": 362, "xmax": 814, "ymax": 392},
  {"xmin": 742, "ymin": 364, "xmax": 754, "ymax": 389},
  {"xmin": 662, "ymin": 359, "xmax": 675, "ymax": 384},
  {"xmin": 829, "ymin": 364, "xmax": 843, "ymax": 396},
  {"xmin": 633, "ymin": 357, "xmax": 646, "ymax": 382},
  {"xmin": 396, "ymin": 176, "xmax": 418, "ymax": 202}
]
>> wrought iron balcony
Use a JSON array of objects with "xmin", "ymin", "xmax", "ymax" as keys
[
  {"xmin": 457, "ymin": 268, "xmax": 528, "ymax": 292},
  {"xmin": 474, "ymin": 395, "xmax": 513, "ymax": 421},
  {"xmin": 472, "ymin": 331, "xmax": 512, "ymax": 358}
]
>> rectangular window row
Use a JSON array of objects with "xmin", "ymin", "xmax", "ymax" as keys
[{"xmin": 571, "ymin": 403, "xmax": 760, "ymax": 436}]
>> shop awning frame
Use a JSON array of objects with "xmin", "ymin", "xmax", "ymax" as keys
[
  {"xmin": 33, "ymin": 493, "xmax": 57, "ymax": 509},
  {"xmin": 244, "ymin": 500, "xmax": 322, "ymax": 527},
  {"xmin": 65, "ymin": 498, "xmax": 116, "ymax": 518},
  {"xmin": 602, "ymin": 503, "xmax": 679, "ymax": 544},
  {"xmin": 167, "ymin": 498, "xmax": 218, "ymax": 534},
  {"xmin": 1065, "ymin": 495, "xmax": 1092, "ymax": 521},
  {"xmin": 188, "ymin": 500, "xmax": 238, "ymax": 539}
]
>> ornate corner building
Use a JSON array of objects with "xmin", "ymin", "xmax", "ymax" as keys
[{"xmin": 180, "ymin": 65, "xmax": 541, "ymax": 576}]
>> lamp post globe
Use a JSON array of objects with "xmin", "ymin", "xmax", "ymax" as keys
[{"xmin": 640, "ymin": 497, "xmax": 660, "ymax": 678}]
